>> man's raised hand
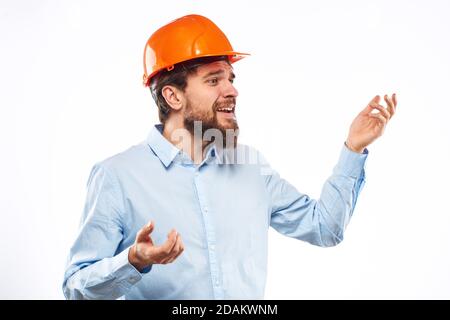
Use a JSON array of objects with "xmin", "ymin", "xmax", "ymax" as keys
[{"xmin": 128, "ymin": 221, "xmax": 185, "ymax": 271}]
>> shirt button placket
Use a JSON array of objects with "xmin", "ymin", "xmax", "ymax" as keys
[{"xmin": 194, "ymin": 169, "xmax": 223, "ymax": 299}]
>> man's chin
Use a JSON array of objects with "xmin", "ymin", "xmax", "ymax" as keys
[
  {"xmin": 217, "ymin": 123, "xmax": 239, "ymax": 149},
  {"xmin": 217, "ymin": 118, "xmax": 238, "ymax": 131}
]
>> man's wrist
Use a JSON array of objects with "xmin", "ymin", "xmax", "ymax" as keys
[
  {"xmin": 345, "ymin": 140, "xmax": 365, "ymax": 154},
  {"xmin": 128, "ymin": 245, "xmax": 149, "ymax": 272}
]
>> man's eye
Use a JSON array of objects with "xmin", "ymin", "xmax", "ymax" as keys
[
  {"xmin": 207, "ymin": 78, "xmax": 218, "ymax": 85},
  {"xmin": 229, "ymin": 78, "xmax": 234, "ymax": 84}
]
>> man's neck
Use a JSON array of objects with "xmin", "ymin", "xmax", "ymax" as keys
[{"xmin": 162, "ymin": 122, "xmax": 210, "ymax": 165}]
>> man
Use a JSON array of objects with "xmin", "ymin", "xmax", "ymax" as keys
[{"xmin": 63, "ymin": 14, "xmax": 397, "ymax": 300}]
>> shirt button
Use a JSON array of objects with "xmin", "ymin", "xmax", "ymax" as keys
[
  {"xmin": 210, "ymin": 244, "xmax": 215, "ymax": 250},
  {"xmin": 215, "ymin": 280, "xmax": 220, "ymax": 286}
]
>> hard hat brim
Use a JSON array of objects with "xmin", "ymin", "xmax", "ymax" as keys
[{"xmin": 143, "ymin": 51, "xmax": 250, "ymax": 86}]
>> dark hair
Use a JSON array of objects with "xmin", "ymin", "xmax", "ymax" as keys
[{"xmin": 149, "ymin": 55, "xmax": 230, "ymax": 123}]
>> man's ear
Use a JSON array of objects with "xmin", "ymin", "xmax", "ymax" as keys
[{"xmin": 161, "ymin": 85, "xmax": 184, "ymax": 111}]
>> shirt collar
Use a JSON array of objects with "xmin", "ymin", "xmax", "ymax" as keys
[
  {"xmin": 146, "ymin": 124, "xmax": 229, "ymax": 167},
  {"xmin": 146, "ymin": 124, "xmax": 181, "ymax": 168}
]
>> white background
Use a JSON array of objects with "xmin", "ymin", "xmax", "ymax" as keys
[{"xmin": 1, "ymin": 0, "xmax": 449, "ymax": 299}]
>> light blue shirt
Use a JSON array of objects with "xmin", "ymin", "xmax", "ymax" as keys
[{"xmin": 63, "ymin": 124, "xmax": 368, "ymax": 300}]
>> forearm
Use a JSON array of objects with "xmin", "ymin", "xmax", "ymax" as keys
[
  {"xmin": 314, "ymin": 143, "xmax": 367, "ymax": 246},
  {"xmin": 63, "ymin": 247, "xmax": 144, "ymax": 300}
]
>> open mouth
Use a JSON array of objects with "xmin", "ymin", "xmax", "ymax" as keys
[{"xmin": 216, "ymin": 105, "xmax": 235, "ymax": 113}]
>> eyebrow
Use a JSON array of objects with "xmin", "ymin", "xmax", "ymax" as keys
[{"xmin": 202, "ymin": 69, "xmax": 236, "ymax": 80}]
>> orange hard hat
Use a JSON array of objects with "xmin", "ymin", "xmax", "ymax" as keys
[{"xmin": 143, "ymin": 14, "xmax": 249, "ymax": 86}]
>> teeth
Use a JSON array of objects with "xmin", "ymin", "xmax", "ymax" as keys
[{"xmin": 217, "ymin": 106, "xmax": 235, "ymax": 112}]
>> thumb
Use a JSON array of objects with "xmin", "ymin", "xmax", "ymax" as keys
[{"xmin": 135, "ymin": 220, "xmax": 154, "ymax": 243}]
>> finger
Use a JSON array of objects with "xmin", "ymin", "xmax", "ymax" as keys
[
  {"xmin": 392, "ymin": 93, "xmax": 397, "ymax": 107},
  {"xmin": 155, "ymin": 229, "xmax": 178, "ymax": 257},
  {"xmin": 384, "ymin": 94, "xmax": 395, "ymax": 117},
  {"xmin": 160, "ymin": 234, "xmax": 183, "ymax": 264},
  {"xmin": 361, "ymin": 95, "xmax": 381, "ymax": 115},
  {"xmin": 136, "ymin": 220, "xmax": 155, "ymax": 243},
  {"xmin": 370, "ymin": 103, "xmax": 391, "ymax": 120},
  {"xmin": 165, "ymin": 247, "xmax": 184, "ymax": 264},
  {"xmin": 168, "ymin": 234, "xmax": 182, "ymax": 260},
  {"xmin": 161, "ymin": 234, "xmax": 181, "ymax": 264},
  {"xmin": 369, "ymin": 113, "xmax": 387, "ymax": 125},
  {"xmin": 170, "ymin": 239, "xmax": 185, "ymax": 262},
  {"xmin": 164, "ymin": 237, "xmax": 185, "ymax": 264},
  {"xmin": 373, "ymin": 95, "xmax": 381, "ymax": 104}
]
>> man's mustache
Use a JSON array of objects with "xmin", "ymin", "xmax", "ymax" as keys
[{"xmin": 213, "ymin": 97, "xmax": 236, "ymax": 111}]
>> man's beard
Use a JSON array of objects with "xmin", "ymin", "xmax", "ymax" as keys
[{"xmin": 183, "ymin": 97, "xmax": 239, "ymax": 149}]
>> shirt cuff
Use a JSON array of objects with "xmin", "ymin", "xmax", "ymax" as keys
[
  {"xmin": 333, "ymin": 142, "xmax": 368, "ymax": 178},
  {"xmin": 111, "ymin": 247, "xmax": 153, "ymax": 290}
]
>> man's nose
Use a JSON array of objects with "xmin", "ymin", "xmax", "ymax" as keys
[{"xmin": 223, "ymin": 81, "xmax": 239, "ymax": 98}]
